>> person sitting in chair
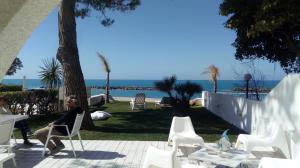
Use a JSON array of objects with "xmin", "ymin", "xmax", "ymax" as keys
[
  {"xmin": 34, "ymin": 95, "xmax": 83, "ymax": 156},
  {"xmin": 0, "ymin": 95, "xmax": 33, "ymax": 146}
]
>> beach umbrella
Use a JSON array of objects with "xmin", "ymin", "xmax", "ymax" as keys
[{"xmin": 0, "ymin": 0, "xmax": 61, "ymax": 81}]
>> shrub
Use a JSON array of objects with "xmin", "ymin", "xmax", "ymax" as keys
[
  {"xmin": 155, "ymin": 76, "xmax": 203, "ymax": 116},
  {"xmin": 0, "ymin": 84, "xmax": 22, "ymax": 92}
]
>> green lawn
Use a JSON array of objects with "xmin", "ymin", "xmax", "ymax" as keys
[{"xmin": 16, "ymin": 101, "xmax": 244, "ymax": 142}]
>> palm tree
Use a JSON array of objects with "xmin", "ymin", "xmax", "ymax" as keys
[
  {"xmin": 155, "ymin": 76, "xmax": 202, "ymax": 116},
  {"xmin": 97, "ymin": 52, "xmax": 111, "ymax": 103},
  {"xmin": 154, "ymin": 75, "xmax": 176, "ymax": 98},
  {"xmin": 244, "ymin": 73, "xmax": 252, "ymax": 99},
  {"xmin": 39, "ymin": 57, "xmax": 63, "ymax": 89},
  {"xmin": 202, "ymin": 65, "xmax": 219, "ymax": 93}
]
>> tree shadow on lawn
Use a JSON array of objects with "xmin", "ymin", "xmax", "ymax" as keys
[
  {"xmin": 26, "ymin": 104, "xmax": 244, "ymax": 138},
  {"xmin": 93, "ymin": 108, "xmax": 172, "ymax": 134},
  {"xmin": 92, "ymin": 106, "xmax": 244, "ymax": 136}
]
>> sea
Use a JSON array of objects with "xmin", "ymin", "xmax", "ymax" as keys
[{"xmin": 1, "ymin": 79, "xmax": 280, "ymax": 98}]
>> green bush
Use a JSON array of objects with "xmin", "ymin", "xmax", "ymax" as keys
[
  {"xmin": 0, "ymin": 89, "xmax": 58, "ymax": 115},
  {"xmin": 0, "ymin": 84, "xmax": 22, "ymax": 92}
]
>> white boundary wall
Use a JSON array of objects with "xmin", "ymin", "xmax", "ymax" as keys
[{"xmin": 205, "ymin": 74, "xmax": 300, "ymax": 158}]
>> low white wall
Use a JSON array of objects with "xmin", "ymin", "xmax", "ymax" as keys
[
  {"xmin": 205, "ymin": 74, "xmax": 300, "ymax": 158},
  {"xmin": 206, "ymin": 93, "xmax": 260, "ymax": 133}
]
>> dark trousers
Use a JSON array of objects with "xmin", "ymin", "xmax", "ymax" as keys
[{"xmin": 15, "ymin": 120, "xmax": 31, "ymax": 141}]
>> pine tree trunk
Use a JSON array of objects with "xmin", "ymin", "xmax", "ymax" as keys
[
  {"xmin": 56, "ymin": 0, "xmax": 94, "ymax": 129},
  {"xmin": 105, "ymin": 72, "xmax": 110, "ymax": 103}
]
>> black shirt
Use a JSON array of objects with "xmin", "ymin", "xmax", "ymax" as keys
[{"xmin": 54, "ymin": 106, "xmax": 83, "ymax": 135}]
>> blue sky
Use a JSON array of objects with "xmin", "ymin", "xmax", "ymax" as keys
[{"xmin": 6, "ymin": 0, "xmax": 286, "ymax": 80}]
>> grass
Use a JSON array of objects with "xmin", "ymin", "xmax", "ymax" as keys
[{"xmin": 15, "ymin": 101, "xmax": 244, "ymax": 142}]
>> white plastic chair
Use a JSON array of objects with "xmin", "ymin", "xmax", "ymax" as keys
[
  {"xmin": 258, "ymin": 129, "xmax": 300, "ymax": 168},
  {"xmin": 42, "ymin": 111, "xmax": 85, "ymax": 157},
  {"xmin": 168, "ymin": 117, "xmax": 204, "ymax": 148},
  {"xmin": 258, "ymin": 157, "xmax": 300, "ymax": 168},
  {"xmin": 155, "ymin": 97, "xmax": 172, "ymax": 108},
  {"xmin": 130, "ymin": 93, "xmax": 146, "ymax": 111},
  {"xmin": 235, "ymin": 123, "xmax": 290, "ymax": 158},
  {"xmin": 0, "ymin": 108, "xmax": 17, "ymax": 144},
  {"xmin": 0, "ymin": 119, "xmax": 16, "ymax": 167},
  {"xmin": 142, "ymin": 141, "xmax": 206, "ymax": 168}
]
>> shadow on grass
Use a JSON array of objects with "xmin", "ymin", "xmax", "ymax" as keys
[
  {"xmin": 91, "ymin": 105, "xmax": 244, "ymax": 136},
  {"xmin": 22, "ymin": 102, "xmax": 245, "ymax": 141}
]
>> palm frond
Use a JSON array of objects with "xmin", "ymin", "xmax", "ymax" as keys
[
  {"xmin": 202, "ymin": 65, "xmax": 220, "ymax": 81},
  {"xmin": 154, "ymin": 75, "xmax": 176, "ymax": 93},
  {"xmin": 97, "ymin": 52, "xmax": 111, "ymax": 73},
  {"xmin": 38, "ymin": 57, "xmax": 63, "ymax": 89}
]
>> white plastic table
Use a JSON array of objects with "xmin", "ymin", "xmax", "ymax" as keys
[
  {"xmin": 188, "ymin": 144, "xmax": 254, "ymax": 168},
  {"xmin": 0, "ymin": 114, "xmax": 29, "ymax": 124}
]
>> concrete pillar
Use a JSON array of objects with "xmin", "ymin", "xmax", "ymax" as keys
[{"xmin": 202, "ymin": 91, "xmax": 209, "ymax": 108}]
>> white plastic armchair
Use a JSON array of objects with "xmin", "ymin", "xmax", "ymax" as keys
[
  {"xmin": 258, "ymin": 130, "xmax": 300, "ymax": 168},
  {"xmin": 42, "ymin": 111, "xmax": 85, "ymax": 157},
  {"xmin": 0, "ymin": 119, "xmax": 16, "ymax": 167},
  {"xmin": 130, "ymin": 93, "xmax": 146, "ymax": 111},
  {"xmin": 168, "ymin": 117, "xmax": 204, "ymax": 148},
  {"xmin": 142, "ymin": 144, "xmax": 206, "ymax": 168},
  {"xmin": 235, "ymin": 123, "xmax": 290, "ymax": 158}
]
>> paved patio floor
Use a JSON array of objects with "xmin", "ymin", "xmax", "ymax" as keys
[
  {"xmin": 4, "ymin": 139, "xmax": 187, "ymax": 168},
  {"xmin": 3, "ymin": 139, "xmax": 284, "ymax": 168}
]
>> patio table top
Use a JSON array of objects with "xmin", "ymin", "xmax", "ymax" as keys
[{"xmin": 0, "ymin": 114, "xmax": 28, "ymax": 124}]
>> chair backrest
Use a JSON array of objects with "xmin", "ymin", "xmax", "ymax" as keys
[
  {"xmin": 71, "ymin": 111, "xmax": 85, "ymax": 136},
  {"xmin": 168, "ymin": 116, "xmax": 196, "ymax": 140},
  {"xmin": 0, "ymin": 119, "xmax": 15, "ymax": 145},
  {"xmin": 172, "ymin": 117, "xmax": 195, "ymax": 133},
  {"xmin": 134, "ymin": 93, "xmax": 146, "ymax": 104}
]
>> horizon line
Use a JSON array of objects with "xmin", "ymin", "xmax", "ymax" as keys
[{"xmin": 2, "ymin": 78, "xmax": 281, "ymax": 81}]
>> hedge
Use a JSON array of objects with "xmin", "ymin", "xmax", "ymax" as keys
[
  {"xmin": 0, "ymin": 89, "xmax": 58, "ymax": 115},
  {"xmin": 0, "ymin": 84, "xmax": 22, "ymax": 92}
]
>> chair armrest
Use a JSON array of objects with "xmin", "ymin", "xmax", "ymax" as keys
[
  {"xmin": 52, "ymin": 124, "xmax": 68, "ymax": 128},
  {"xmin": 51, "ymin": 124, "xmax": 71, "ymax": 134},
  {"xmin": 0, "ymin": 145, "xmax": 13, "ymax": 153}
]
